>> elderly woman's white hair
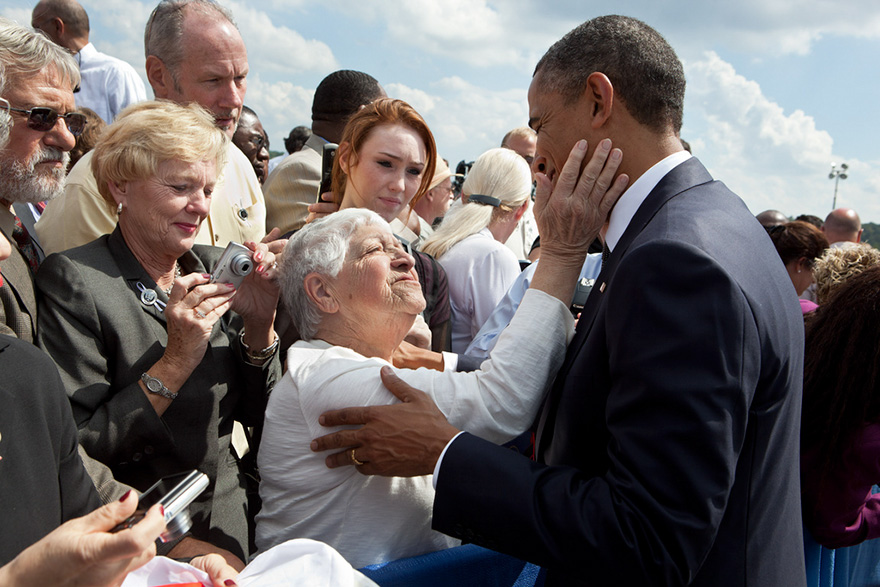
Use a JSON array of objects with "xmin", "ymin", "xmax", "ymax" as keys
[
  {"xmin": 421, "ymin": 147, "xmax": 531, "ymax": 259},
  {"xmin": 279, "ymin": 208, "xmax": 391, "ymax": 339}
]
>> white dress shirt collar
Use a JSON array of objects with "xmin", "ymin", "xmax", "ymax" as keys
[{"xmin": 604, "ymin": 150, "xmax": 692, "ymax": 252}]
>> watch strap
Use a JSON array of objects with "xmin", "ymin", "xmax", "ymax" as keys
[{"xmin": 140, "ymin": 372, "xmax": 178, "ymax": 400}]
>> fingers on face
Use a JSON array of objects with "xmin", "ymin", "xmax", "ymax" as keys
[
  {"xmin": 553, "ymin": 140, "xmax": 590, "ymax": 197},
  {"xmin": 577, "ymin": 139, "xmax": 613, "ymax": 194}
]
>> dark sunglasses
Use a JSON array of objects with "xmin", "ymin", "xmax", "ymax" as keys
[{"xmin": 0, "ymin": 98, "xmax": 87, "ymax": 137}]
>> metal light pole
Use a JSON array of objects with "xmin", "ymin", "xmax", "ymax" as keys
[{"xmin": 829, "ymin": 162, "xmax": 849, "ymax": 210}]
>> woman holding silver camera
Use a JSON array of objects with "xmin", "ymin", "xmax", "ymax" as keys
[{"xmin": 35, "ymin": 100, "xmax": 281, "ymax": 563}]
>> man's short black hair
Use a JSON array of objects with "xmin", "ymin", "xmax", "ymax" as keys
[
  {"xmin": 311, "ymin": 70, "xmax": 383, "ymax": 123},
  {"xmin": 284, "ymin": 125, "xmax": 311, "ymax": 154},
  {"xmin": 534, "ymin": 15, "xmax": 685, "ymax": 134}
]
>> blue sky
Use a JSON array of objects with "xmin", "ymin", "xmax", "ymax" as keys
[{"xmin": 4, "ymin": 0, "xmax": 879, "ymax": 222}]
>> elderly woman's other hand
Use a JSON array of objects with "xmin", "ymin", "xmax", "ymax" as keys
[{"xmin": 0, "ymin": 490, "xmax": 165, "ymax": 587}]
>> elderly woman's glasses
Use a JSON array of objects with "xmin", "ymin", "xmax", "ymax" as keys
[{"xmin": 0, "ymin": 98, "xmax": 87, "ymax": 137}]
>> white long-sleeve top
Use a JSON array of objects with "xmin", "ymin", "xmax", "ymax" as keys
[{"xmin": 256, "ymin": 288, "xmax": 574, "ymax": 568}]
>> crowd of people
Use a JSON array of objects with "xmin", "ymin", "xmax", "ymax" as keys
[{"xmin": 1, "ymin": 1, "xmax": 878, "ymax": 586}]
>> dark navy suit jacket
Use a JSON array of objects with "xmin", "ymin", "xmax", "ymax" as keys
[{"xmin": 433, "ymin": 158, "xmax": 807, "ymax": 586}]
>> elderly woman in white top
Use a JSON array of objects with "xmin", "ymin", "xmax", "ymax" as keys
[
  {"xmin": 255, "ymin": 208, "xmax": 577, "ymax": 567},
  {"xmin": 421, "ymin": 148, "xmax": 532, "ymax": 353}
]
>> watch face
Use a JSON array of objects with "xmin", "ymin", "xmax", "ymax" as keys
[{"xmin": 147, "ymin": 378, "xmax": 162, "ymax": 392}]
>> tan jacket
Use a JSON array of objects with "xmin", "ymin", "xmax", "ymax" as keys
[{"xmin": 263, "ymin": 133, "xmax": 323, "ymax": 235}]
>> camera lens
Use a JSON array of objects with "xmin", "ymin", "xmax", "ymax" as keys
[
  {"xmin": 229, "ymin": 253, "xmax": 253, "ymax": 277},
  {"xmin": 161, "ymin": 510, "xmax": 192, "ymax": 543}
]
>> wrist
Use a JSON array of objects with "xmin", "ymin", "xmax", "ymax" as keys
[
  {"xmin": 140, "ymin": 372, "xmax": 178, "ymax": 400},
  {"xmin": 0, "ymin": 550, "xmax": 33, "ymax": 586},
  {"xmin": 148, "ymin": 357, "xmax": 192, "ymax": 394},
  {"xmin": 239, "ymin": 329, "xmax": 279, "ymax": 366}
]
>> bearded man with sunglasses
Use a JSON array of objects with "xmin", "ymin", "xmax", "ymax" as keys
[{"xmin": 0, "ymin": 16, "xmax": 81, "ymax": 342}]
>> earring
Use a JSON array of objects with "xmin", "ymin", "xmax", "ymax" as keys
[{"xmin": 117, "ymin": 203, "xmax": 123, "ymax": 215}]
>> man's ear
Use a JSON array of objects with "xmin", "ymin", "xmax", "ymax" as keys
[
  {"xmin": 145, "ymin": 55, "xmax": 173, "ymax": 99},
  {"xmin": 303, "ymin": 273, "xmax": 339, "ymax": 315},
  {"xmin": 585, "ymin": 72, "xmax": 614, "ymax": 129},
  {"xmin": 49, "ymin": 17, "xmax": 65, "ymax": 41}
]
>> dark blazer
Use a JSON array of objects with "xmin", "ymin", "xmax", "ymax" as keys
[
  {"xmin": 0, "ymin": 335, "xmax": 100, "ymax": 566},
  {"xmin": 35, "ymin": 227, "xmax": 279, "ymax": 560},
  {"xmin": 433, "ymin": 158, "xmax": 806, "ymax": 586},
  {"xmin": 0, "ymin": 208, "xmax": 39, "ymax": 343}
]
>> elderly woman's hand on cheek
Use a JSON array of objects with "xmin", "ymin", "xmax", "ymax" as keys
[{"xmin": 0, "ymin": 490, "xmax": 165, "ymax": 587}]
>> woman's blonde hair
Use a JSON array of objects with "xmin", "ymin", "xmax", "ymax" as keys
[
  {"xmin": 813, "ymin": 243, "xmax": 880, "ymax": 305},
  {"xmin": 331, "ymin": 98, "xmax": 437, "ymax": 208},
  {"xmin": 421, "ymin": 148, "xmax": 531, "ymax": 259},
  {"xmin": 91, "ymin": 100, "xmax": 228, "ymax": 209}
]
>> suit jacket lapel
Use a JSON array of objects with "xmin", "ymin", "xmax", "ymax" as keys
[
  {"xmin": 12, "ymin": 203, "xmax": 45, "ymax": 262},
  {"xmin": 108, "ymin": 228, "xmax": 211, "ymax": 326},
  {"xmin": 536, "ymin": 158, "xmax": 715, "ymax": 457},
  {"xmin": 108, "ymin": 229, "xmax": 168, "ymax": 325}
]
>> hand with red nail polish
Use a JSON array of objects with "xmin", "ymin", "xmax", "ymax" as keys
[
  {"xmin": 190, "ymin": 552, "xmax": 241, "ymax": 586},
  {"xmin": 0, "ymin": 492, "xmax": 166, "ymax": 586}
]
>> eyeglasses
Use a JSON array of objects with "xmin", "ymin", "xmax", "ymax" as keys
[{"xmin": 0, "ymin": 98, "xmax": 87, "ymax": 137}]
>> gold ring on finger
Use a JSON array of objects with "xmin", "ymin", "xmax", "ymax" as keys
[{"xmin": 350, "ymin": 449, "xmax": 365, "ymax": 466}]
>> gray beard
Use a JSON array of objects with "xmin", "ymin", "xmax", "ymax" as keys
[{"xmin": 0, "ymin": 146, "xmax": 69, "ymax": 205}]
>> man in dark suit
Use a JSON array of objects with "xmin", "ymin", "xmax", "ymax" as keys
[
  {"xmin": 0, "ymin": 16, "xmax": 80, "ymax": 342},
  {"xmin": 311, "ymin": 15, "xmax": 806, "ymax": 586}
]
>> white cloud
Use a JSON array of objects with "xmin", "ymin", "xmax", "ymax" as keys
[
  {"xmin": 0, "ymin": 7, "xmax": 30, "ymax": 25},
  {"xmin": 244, "ymin": 75, "xmax": 313, "ymax": 148},
  {"xmin": 227, "ymin": 1, "xmax": 337, "ymax": 75},
  {"xmin": 384, "ymin": 77, "xmax": 529, "ymax": 165},
  {"xmin": 684, "ymin": 51, "xmax": 880, "ymax": 221},
  {"xmin": 385, "ymin": 83, "xmax": 436, "ymax": 115},
  {"xmin": 327, "ymin": 0, "xmax": 563, "ymax": 70}
]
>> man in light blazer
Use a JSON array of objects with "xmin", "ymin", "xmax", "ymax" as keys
[{"xmin": 311, "ymin": 15, "xmax": 807, "ymax": 586}]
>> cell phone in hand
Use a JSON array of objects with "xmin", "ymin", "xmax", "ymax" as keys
[
  {"xmin": 317, "ymin": 142, "xmax": 338, "ymax": 203},
  {"xmin": 111, "ymin": 470, "xmax": 209, "ymax": 543}
]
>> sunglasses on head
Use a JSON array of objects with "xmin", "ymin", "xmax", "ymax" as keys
[{"xmin": 0, "ymin": 98, "xmax": 87, "ymax": 137}]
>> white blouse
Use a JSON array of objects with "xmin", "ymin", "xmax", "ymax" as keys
[{"xmin": 256, "ymin": 289, "xmax": 574, "ymax": 568}]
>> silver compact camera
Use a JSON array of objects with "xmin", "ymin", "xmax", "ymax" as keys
[
  {"xmin": 112, "ymin": 470, "xmax": 209, "ymax": 543},
  {"xmin": 211, "ymin": 242, "xmax": 254, "ymax": 289}
]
